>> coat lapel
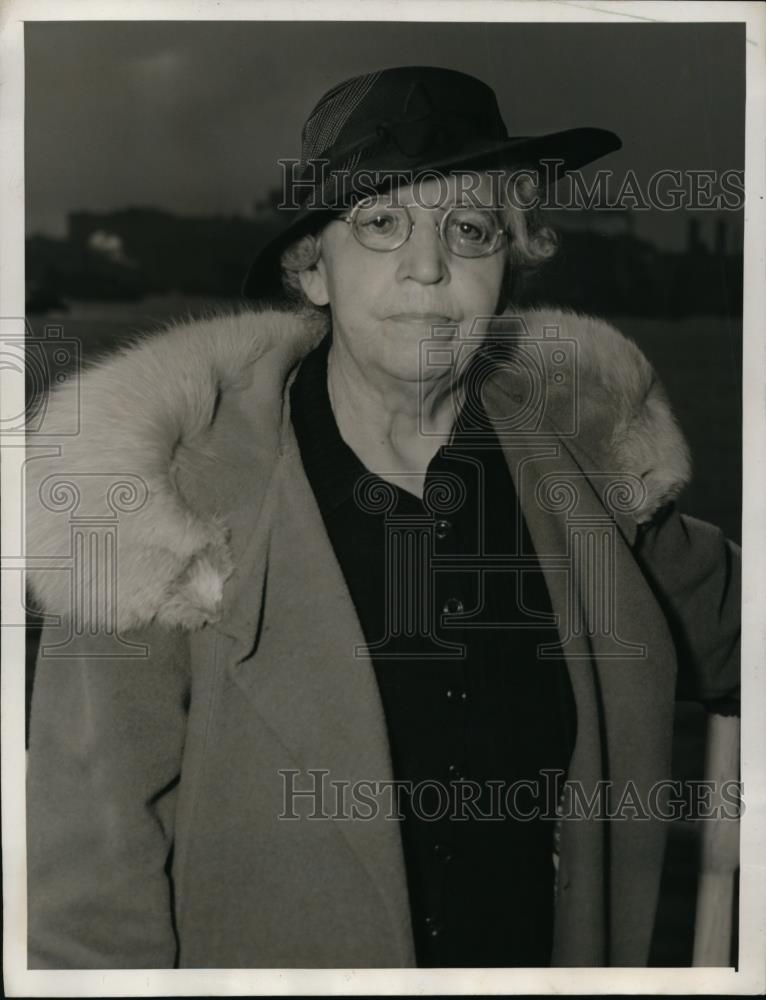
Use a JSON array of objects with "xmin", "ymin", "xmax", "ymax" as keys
[
  {"xmin": 483, "ymin": 371, "xmax": 678, "ymax": 966},
  {"xmin": 211, "ymin": 382, "xmax": 416, "ymax": 965},
  {"xmin": 481, "ymin": 374, "xmax": 610, "ymax": 964}
]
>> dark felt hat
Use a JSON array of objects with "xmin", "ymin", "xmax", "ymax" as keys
[{"xmin": 242, "ymin": 65, "xmax": 621, "ymax": 303}]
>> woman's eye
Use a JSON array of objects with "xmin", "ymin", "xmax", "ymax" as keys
[
  {"xmin": 359, "ymin": 213, "xmax": 397, "ymax": 232},
  {"xmin": 449, "ymin": 213, "xmax": 493, "ymax": 243}
]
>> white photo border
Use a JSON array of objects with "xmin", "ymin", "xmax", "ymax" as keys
[{"xmin": 2, "ymin": 1, "xmax": 764, "ymax": 996}]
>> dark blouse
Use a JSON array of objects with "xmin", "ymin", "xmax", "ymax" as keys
[{"xmin": 290, "ymin": 332, "xmax": 577, "ymax": 967}]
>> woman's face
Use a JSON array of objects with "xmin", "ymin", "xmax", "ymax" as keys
[{"xmin": 299, "ymin": 173, "xmax": 508, "ymax": 388}]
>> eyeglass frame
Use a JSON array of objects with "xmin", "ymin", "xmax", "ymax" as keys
[{"xmin": 338, "ymin": 198, "xmax": 508, "ymax": 259}]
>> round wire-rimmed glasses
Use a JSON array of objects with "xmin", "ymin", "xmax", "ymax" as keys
[{"xmin": 339, "ymin": 198, "xmax": 508, "ymax": 259}]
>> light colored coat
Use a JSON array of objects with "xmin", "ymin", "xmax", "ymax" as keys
[{"xmin": 25, "ymin": 306, "xmax": 740, "ymax": 968}]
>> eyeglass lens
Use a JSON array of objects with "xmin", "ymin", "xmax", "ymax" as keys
[{"xmin": 351, "ymin": 203, "xmax": 503, "ymax": 258}]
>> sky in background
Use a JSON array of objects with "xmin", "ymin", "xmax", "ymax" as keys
[{"xmin": 25, "ymin": 20, "xmax": 745, "ymax": 252}]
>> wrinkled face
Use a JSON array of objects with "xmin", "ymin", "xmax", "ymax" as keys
[{"xmin": 299, "ymin": 173, "xmax": 508, "ymax": 387}]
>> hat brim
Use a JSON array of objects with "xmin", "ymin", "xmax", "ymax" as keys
[{"xmin": 242, "ymin": 126, "xmax": 621, "ymax": 303}]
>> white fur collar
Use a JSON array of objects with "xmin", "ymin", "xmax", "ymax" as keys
[{"xmin": 25, "ymin": 306, "xmax": 691, "ymax": 633}]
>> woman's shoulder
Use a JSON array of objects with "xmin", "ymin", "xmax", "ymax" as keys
[
  {"xmin": 24, "ymin": 306, "xmax": 327, "ymax": 634},
  {"xmin": 28, "ymin": 304, "xmax": 327, "ymax": 449},
  {"xmin": 488, "ymin": 306, "xmax": 693, "ymax": 526}
]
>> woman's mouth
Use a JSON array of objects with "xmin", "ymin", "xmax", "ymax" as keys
[{"xmin": 387, "ymin": 313, "xmax": 456, "ymax": 325}]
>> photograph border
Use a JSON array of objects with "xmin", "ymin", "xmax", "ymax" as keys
[{"xmin": 2, "ymin": 1, "xmax": 764, "ymax": 996}]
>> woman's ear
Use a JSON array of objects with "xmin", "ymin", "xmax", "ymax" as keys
[{"xmin": 298, "ymin": 257, "xmax": 330, "ymax": 306}]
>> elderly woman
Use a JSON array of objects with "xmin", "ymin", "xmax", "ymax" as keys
[{"xmin": 26, "ymin": 66, "xmax": 740, "ymax": 970}]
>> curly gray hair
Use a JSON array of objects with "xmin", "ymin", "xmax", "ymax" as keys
[{"xmin": 279, "ymin": 172, "xmax": 557, "ymax": 310}]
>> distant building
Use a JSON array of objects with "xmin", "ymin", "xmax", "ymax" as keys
[
  {"xmin": 516, "ymin": 214, "xmax": 742, "ymax": 318},
  {"xmin": 26, "ymin": 206, "xmax": 743, "ymax": 317},
  {"xmin": 65, "ymin": 207, "xmax": 283, "ymax": 298}
]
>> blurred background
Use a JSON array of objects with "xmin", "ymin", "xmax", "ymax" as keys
[{"xmin": 24, "ymin": 19, "xmax": 744, "ymax": 967}]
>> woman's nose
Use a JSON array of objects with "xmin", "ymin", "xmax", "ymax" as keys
[{"xmin": 395, "ymin": 214, "xmax": 448, "ymax": 285}]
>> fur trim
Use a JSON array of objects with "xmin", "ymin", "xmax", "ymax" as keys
[
  {"xmin": 502, "ymin": 308, "xmax": 692, "ymax": 521},
  {"xmin": 25, "ymin": 306, "xmax": 690, "ymax": 633},
  {"xmin": 25, "ymin": 307, "xmax": 327, "ymax": 634}
]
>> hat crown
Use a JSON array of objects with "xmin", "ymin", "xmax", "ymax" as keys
[{"xmin": 300, "ymin": 66, "xmax": 508, "ymax": 169}]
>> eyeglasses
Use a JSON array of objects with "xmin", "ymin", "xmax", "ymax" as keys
[{"xmin": 339, "ymin": 198, "xmax": 507, "ymax": 259}]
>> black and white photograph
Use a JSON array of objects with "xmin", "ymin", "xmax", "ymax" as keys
[{"xmin": 1, "ymin": 1, "xmax": 765, "ymax": 995}]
